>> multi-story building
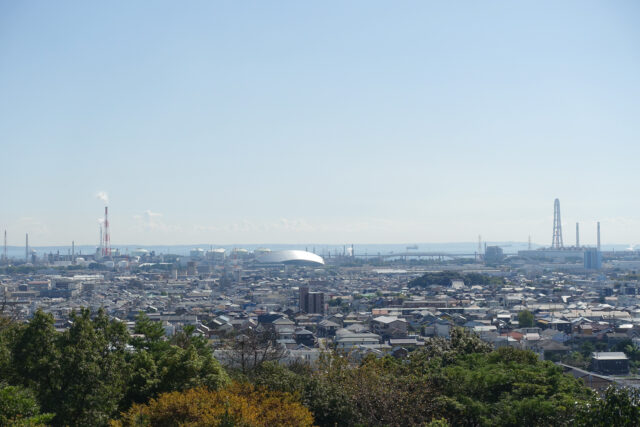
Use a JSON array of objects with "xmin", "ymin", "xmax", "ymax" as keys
[{"xmin": 299, "ymin": 286, "xmax": 325, "ymax": 314}]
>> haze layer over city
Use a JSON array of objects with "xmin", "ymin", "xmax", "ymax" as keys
[
  {"xmin": 2, "ymin": 2, "xmax": 640, "ymax": 427},
  {"xmin": 2, "ymin": 1, "xmax": 640, "ymax": 247}
]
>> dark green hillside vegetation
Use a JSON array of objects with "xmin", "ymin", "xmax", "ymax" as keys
[
  {"xmin": 575, "ymin": 385, "xmax": 640, "ymax": 426},
  {"xmin": 0, "ymin": 384, "xmax": 54, "ymax": 426},
  {"xmin": 517, "ymin": 309, "xmax": 535, "ymax": 327},
  {"xmin": 251, "ymin": 328, "xmax": 595, "ymax": 426},
  {"xmin": 409, "ymin": 271, "xmax": 506, "ymax": 288},
  {"xmin": 1, "ymin": 310, "xmax": 640, "ymax": 426},
  {"xmin": 0, "ymin": 309, "xmax": 228, "ymax": 426}
]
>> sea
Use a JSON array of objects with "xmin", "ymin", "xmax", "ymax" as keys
[{"xmin": 2, "ymin": 241, "xmax": 633, "ymax": 260}]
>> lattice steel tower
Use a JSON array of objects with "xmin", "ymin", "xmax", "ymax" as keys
[{"xmin": 551, "ymin": 198, "xmax": 564, "ymax": 249}]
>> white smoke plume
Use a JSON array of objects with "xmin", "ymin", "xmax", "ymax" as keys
[{"xmin": 96, "ymin": 191, "xmax": 109, "ymax": 205}]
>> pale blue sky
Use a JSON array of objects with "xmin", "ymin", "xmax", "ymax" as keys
[{"xmin": 1, "ymin": 1, "xmax": 639, "ymax": 246}]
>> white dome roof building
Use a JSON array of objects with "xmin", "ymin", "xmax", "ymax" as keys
[{"xmin": 256, "ymin": 250, "xmax": 325, "ymax": 266}]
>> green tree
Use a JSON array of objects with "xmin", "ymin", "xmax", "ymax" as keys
[
  {"xmin": 250, "ymin": 361, "xmax": 308, "ymax": 396},
  {"xmin": 251, "ymin": 331, "xmax": 593, "ymax": 427},
  {"xmin": 132, "ymin": 312, "xmax": 168, "ymax": 354},
  {"xmin": 50, "ymin": 308, "xmax": 130, "ymax": 426},
  {"xmin": 0, "ymin": 311, "xmax": 21, "ymax": 383},
  {"xmin": 122, "ymin": 350, "xmax": 160, "ymax": 406},
  {"xmin": 0, "ymin": 384, "xmax": 54, "ymax": 426},
  {"xmin": 156, "ymin": 344, "xmax": 229, "ymax": 393},
  {"xmin": 409, "ymin": 327, "xmax": 492, "ymax": 369},
  {"xmin": 171, "ymin": 325, "xmax": 208, "ymax": 353},
  {"xmin": 576, "ymin": 386, "xmax": 640, "ymax": 426},
  {"xmin": 124, "ymin": 313, "xmax": 229, "ymax": 407},
  {"xmin": 328, "ymin": 297, "xmax": 343, "ymax": 307},
  {"xmin": 433, "ymin": 347, "xmax": 593, "ymax": 426},
  {"xmin": 518, "ymin": 310, "xmax": 535, "ymax": 327},
  {"xmin": 11, "ymin": 310, "xmax": 60, "ymax": 410}
]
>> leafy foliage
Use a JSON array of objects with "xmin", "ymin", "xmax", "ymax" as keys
[
  {"xmin": 575, "ymin": 386, "xmax": 640, "ymax": 426},
  {"xmin": 126, "ymin": 313, "xmax": 229, "ymax": 405},
  {"xmin": 2, "ymin": 309, "xmax": 229, "ymax": 426},
  {"xmin": 0, "ymin": 384, "xmax": 54, "ymax": 426},
  {"xmin": 518, "ymin": 310, "xmax": 535, "ymax": 327},
  {"xmin": 251, "ymin": 329, "xmax": 594, "ymax": 427},
  {"xmin": 54, "ymin": 308, "xmax": 130, "ymax": 425},
  {"xmin": 409, "ymin": 271, "xmax": 466, "ymax": 288},
  {"xmin": 5, "ymin": 308, "xmax": 131, "ymax": 426},
  {"xmin": 609, "ymin": 339, "xmax": 640, "ymax": 372},
  {"xmin": 112, "ymin": 384, "xmax": 314, "ymax": 427},
  {"xmin": 432, "ymin": 347, "xmax": 593, "ymax": 426},
  {"xmin": 6, "ymin": 310, "xmax": 640, "ymax": 427},
  {"xmin": 409, "ymin": 271, "xmax": 505, "ymax": 288}
]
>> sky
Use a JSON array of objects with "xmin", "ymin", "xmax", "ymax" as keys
[{"xmin": 1, "ymin": 1, "xmax": 639, "ymax": 246}]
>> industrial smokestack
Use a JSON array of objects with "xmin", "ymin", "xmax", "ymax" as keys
[
  {"xmin": 99, "ymin": 222, "xmax": 103, "ymax": 256},
  {"xmin": 576, "ymin": 222, "xmax": 580, "ymax": 248},
  {"xmin": 597, "ymin": 222, "xmax": 601, "ymax": 251},
  {"xmin": 25, "ymin": 233, "xmax": 28, "ymax": 262},
  {"xmin": 103, "ymin": 206, "xmax": 111, "ymax": 257}
]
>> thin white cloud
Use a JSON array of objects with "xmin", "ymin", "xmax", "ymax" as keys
[
  {"xmin": 133, "ymin": 210, "xmax": 180, "ymax": 232},
  {"xmin": 194, "ymin": 217, "xmax": 406, "ymax": 236}
]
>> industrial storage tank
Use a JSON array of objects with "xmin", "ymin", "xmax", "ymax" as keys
[
  {"xmin": 190, "ymin": 248, "xmax": 205, "ymax": 259},
  {"xmin": 132, "ymin": 248, "xmax": 149, "ymax": 257},
  {"xmin": 206, "ymin": 248, "xmax": 226, "ymax": 260},
  {"xmin": 231, "ymin": 248, "xmax": 250, "ymax": 258}
]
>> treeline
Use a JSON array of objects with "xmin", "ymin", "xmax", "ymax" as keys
[
  {"xmin": 409, "ymin": 271, "xmax": 505, "ymax": 288},
  {"xmin": 2, "ymin": 310, "xmax": 640, "ymax": 426},
  {"xmin": 0, "ymin": 309, "xmax": 234, "ymax": 425},
  {"xmin": 246, "ymin": 329, "xmax": 640, "ymax": 427}
]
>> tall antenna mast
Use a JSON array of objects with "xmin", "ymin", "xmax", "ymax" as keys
[
  {"xmin": 3, "ymin": 230, "xmax": 6, "ymax": 264},
  {"xmin": 551, "ymin": 198, "xmax": 564, "ymax": 249},
  {"xmin": 597, "ymin": 221, "xmax": 601, "ymax": 251},
  {"xmin": 25, "ymin": 233, "xmax": 29, "ymax": 262},
  {"xmin": 576, "ymin": 222, "xmax": 580, "ymax": 248}
]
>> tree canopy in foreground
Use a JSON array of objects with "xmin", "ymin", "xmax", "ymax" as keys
[
  {"xmin": 111, "ymin": 384, "xmax": 313, "ymax": 427},
  {"xmin": 2, "ymin": 308, "xmax": 640, "ymax": 427}
]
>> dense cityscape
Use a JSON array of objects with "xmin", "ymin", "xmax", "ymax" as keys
[
  {"xmin": 3, "ymin": 1, "xmax": 640, "ymax": 425},
  {"xmin": 2, "ymin": 199, "xmax": 640, "ymax": 424}
]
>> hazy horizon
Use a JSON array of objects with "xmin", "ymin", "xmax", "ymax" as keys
[
  {"xmin": 5, "ymin": 240, "xmax": 635, "ymax": 258},
  {"xmin": 2, "ymin": 1, "xmax": 639, "ymax": 246}
]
